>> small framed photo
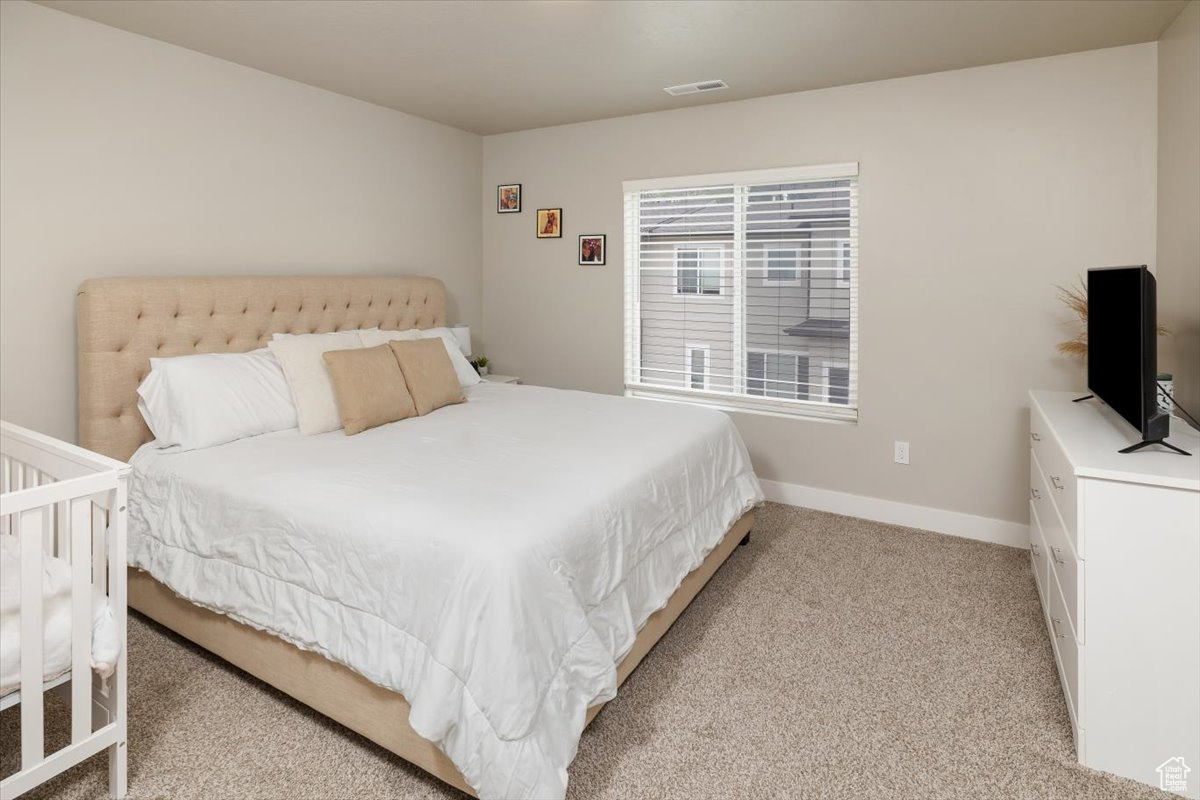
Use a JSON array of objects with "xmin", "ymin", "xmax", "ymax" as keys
[
  {"xmin": 497, "ymin": 183, "xmax": 521, "ymax": 213},
  {"xmin": 536, "ymin": 208, "xmax": 562, "ymax": 238},
  {"xmin": 578, "ymin": 234, "xmax": 606, "ymax": 265}
]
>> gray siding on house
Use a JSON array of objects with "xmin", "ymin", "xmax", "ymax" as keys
[{"xmin": 638, "ymin": 240, "xmax": 735, "ymax": 391}]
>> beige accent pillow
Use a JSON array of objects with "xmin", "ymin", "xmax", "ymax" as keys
[
  {"xmin": 322, "ymin": 345, "xmax": 417, "ymax": 435},
  {"xmin": 268, "ymin": 330, "xmax": 365, "ymax": 435},
  {"xmin": 388, "ymin": 339, "xmax": 466, "ymax": 416}
]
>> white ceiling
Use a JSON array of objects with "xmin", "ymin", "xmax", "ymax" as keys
[{"xmin": 37, "ymin": 0, "xmax": 1188, "ymax": 135}]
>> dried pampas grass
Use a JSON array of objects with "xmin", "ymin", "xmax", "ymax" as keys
[
  {"xmin": 1055, "ymin": 275, "xmax": 1170, "ymax": 357},
  {"xmin": 1056, "ymin": 279, "xmax": 1089, "ymax": 357}
]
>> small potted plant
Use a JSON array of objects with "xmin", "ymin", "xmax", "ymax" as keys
[{"xmin": 470, "ymin": 355, "xmax": 490, "ymax": 376}]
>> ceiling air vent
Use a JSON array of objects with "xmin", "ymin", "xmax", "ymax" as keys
[{"xmin": 663, "ymin": 80, "xmax": 729, "ymax": 97}]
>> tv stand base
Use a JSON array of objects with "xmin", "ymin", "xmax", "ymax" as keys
[{"xmin": 1118, "ymin": 439, "xmax": 1191, "ymax": 456}]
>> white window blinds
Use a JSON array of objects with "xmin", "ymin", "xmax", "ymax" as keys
[{"xmin": 623, "ymin": 163, "xmax": 858, "ymax": 421}]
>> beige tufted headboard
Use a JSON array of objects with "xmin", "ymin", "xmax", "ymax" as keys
[{"xmin": 77, "ymin": 276, "xmax": 447, "ymax": 462}]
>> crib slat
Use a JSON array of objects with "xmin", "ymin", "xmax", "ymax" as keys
[
  {"xmin": 2, "ymin": 454, "xmax": 8, "ymax": 537},
  {"xmin": 70, "ymin": 498, "xmax": 92, "ymax": 743},
  {"xmin": 56, "ymin": 501, "xmax": 69, "ymax": 558},
  {"xmin": 41, "ymin": 473, "xmax": 54, "ymax": 556},
  {"xmin": 20, "ymin": 507, "xmax": 46, "ymax": 768},
  {"xmin": 92, "ymin": 504, "xmax": 105, "ymax": 588},
  {"xmin": 106, "ymin": 481, "xmax": 128, "ymax": 798}
]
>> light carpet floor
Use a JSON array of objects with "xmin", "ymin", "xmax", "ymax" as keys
[{"xmin": 1, "ymin": 502, "xmax": 1171, "ymax": 799}]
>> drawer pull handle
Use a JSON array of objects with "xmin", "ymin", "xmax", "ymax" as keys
[
  {"xmin": 1051, "ymin": 546, "xmax": 1066, "ymax": 565},
  {"xmin": 1050, "ymin": 476, "xmax": 1064, "ymax": 491},
  {"xmin": 1031, "ymin": 432, "xmax": 1042, "ymax": 442},
  {"xmin": 1030, "ymin": 488, "xmax": 1042, "ymax": 500},
  {"xmin": 1030, "ymin": 543, "xmax": 1042, "ymax": 557},
  {"xmin": 1051, "ymin": 617, "xmax": 1066, "ymax": 638}
]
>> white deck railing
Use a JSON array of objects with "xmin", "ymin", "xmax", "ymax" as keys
[{"xmin": 0, "ymin": 421, "xmax": 129, "ymax": 800}]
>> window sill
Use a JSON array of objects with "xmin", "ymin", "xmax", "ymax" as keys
[{"xmin": 625, "ymin": 385, "xmax": 858, "ymax": 424}]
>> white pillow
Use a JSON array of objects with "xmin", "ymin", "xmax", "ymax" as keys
[
  {"xmin": 268, "ymin": 331, "xmax": 365, "ymax": 435},
  {"xmin": 360, "ymin": 327, "xmax": 481, "ymax": 388},
  {"xmin": 137, "ymin": 349, "xmax": 298, "ymax": 451}
]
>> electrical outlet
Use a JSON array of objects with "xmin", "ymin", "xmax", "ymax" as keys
[{"xmin": 894, "ymin": 441, "xmax": 910, "ymax": 465}]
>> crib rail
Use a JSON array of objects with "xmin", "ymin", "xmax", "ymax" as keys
[{"xmin": 0, "ymin": 421, "xmax": 129, "ymax": 800}]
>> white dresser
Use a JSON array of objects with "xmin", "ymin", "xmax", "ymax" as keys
[{"xmin": 1029, "ymin": 391, "xmax": 1200, "ymax": 797}]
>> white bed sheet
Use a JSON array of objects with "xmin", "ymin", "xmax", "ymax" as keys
[
  {"xmin": 0, "ymin": 536, "xmax": 120, "ymax": 697},
  {"xmin": 128, "ymin": 382, "xmax": 763, "ymax": 799}
]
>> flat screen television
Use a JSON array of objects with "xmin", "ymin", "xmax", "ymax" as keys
[{"xmin": 1086, "ymin": 265, "xmax": 1175, "ymax": 453}]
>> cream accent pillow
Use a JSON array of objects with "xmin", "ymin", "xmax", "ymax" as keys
[
  {"xmin": 388, "ymin": 339, "xmax": 467, "ymax": 416},
  {"xmin": 323, "ymin": 345, "xmax": 417, "ymax": 435},
  {"xmin": 268, "ymin": 330, "xmax": 365, "ymax": 435},
  {"xmin": 361, "ymin": 327, "xmax": 479, "ymax": 388},
  {"xmin": 358, "ymin": 328, "xmax": 420, "ymax": 347}
]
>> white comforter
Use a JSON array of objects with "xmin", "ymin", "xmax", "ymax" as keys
[{"xmin": 128, "ymin": 382, "xmax": 762, "ymax": 799}]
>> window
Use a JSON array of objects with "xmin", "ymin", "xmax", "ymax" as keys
[
  {"xmin": 686, "ymin": 344, "xmax": 710, "ymax": 390},
  {"xmin": 624, "ymin": 163, "xmax": 858, "ymax": 421},
  {"xmin": 676, "ymin": 245, "xmax": 723, "ymax": 295},
  {"xmin": 835, "ymin": 240, "xmax": 851, "ymax": 287},
  {"xmin": 824, "ymin": 363, "xmax": 850, "ymax": 404},
  {"xmin": 747, "ymin": 351, "xmax": 809, "ymax": 400},
  {"xmin": 763, "ymin": 247, "xmax": 803, "ymax": 285}
]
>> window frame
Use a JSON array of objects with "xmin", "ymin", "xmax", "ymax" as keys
[
  {"xmin": 835, "ymin": 239, "xmax": 852, "ymax": 288},
  {"xmin": 673, "ymin": 243, "xmax": 725, "ymax": 297},
  {"xmin": 685, "ymin": 343, "xmax": 712, "ymax": 391},
  {"xmin": 759, "ymin": 245, "xmax": 806, "ymax": 287},
  {"xmin": 624, "ymin": 162, "xmax": 859, "ymax": 423},
  {"xmin": 822, "ymin": 360, "xmax": 851, "ymax": 405},
  {"xmin": 746, "ymin": 349, "xmax": 810, "ymax": 401}
]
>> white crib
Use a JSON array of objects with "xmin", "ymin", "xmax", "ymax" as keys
[{"xmin": 0, "ymin": 421, "xmax": 128, "ymax": 800}]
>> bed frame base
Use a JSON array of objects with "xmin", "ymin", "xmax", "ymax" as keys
[{"xmin": 127, "ymin": 509, "xmax": 754, "ymax": 797}]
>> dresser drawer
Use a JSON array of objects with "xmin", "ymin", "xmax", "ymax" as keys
[
  {"xmin": 1030, "ymin": 405, "xmax": 1080, "ymax": 554},
  {"xmin": 1047, "ymin": 567, "xmax": 1082, "ymax": 729},
  {"xmin": 1032, "ymin": 452, "xmax": 1084, "ymax": 642},
  {"xmin": 1029, "ymin": 501, "xmax": 1049, "ymax": 603}
]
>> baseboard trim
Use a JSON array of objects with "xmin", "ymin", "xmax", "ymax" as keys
[{"xmin": 759, "ymin": 479, "xmax": 1027, "ymax": 549}]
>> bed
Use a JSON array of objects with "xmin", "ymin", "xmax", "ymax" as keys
[{"xmin": 77, "ymin": 276, "xmax": 762, "ymax": 799}]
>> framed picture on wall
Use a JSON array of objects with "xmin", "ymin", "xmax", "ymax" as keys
[
  {"xmin": 578, "ymin": 234, "xmax": 606, "ymax": 265},
  {"xmin": 536, "ymin": 208, "xmax": 562, "ymax": 238},
  {"xmin": 497, "ymin": 183, "xmax": 521, "ymax": 213}
]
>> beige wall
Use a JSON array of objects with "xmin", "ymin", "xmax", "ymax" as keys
[
  {"xmin": 1157, "ymin": 1, "xmax": 1200, "ymax": 414},
  {"xmin": 482, "ymin": 45, "xmax": 1158, "ymax": 525},
  {"xmin": 0, "ymin": 1, "xmax": 482, "ymax": 442}
]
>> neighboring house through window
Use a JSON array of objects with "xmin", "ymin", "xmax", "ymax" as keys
[{"xmin": 624, "ymin": 162, "xmax": 859, "ymax": 421}]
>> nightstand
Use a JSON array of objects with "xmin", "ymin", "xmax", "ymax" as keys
[{"xmin": 480, "ymin": 374, "xmax": 520, "ymax": 384}]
